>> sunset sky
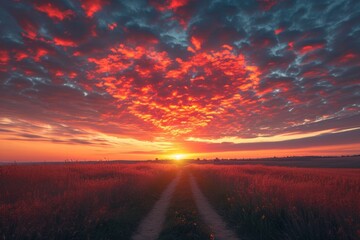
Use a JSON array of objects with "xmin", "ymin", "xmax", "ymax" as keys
[{"xmin": 1, "ymin": 0, "xmax": 360, "ymax": 162}]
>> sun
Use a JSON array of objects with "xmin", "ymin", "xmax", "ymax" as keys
[{"xmin": 173, "ymin": 154, "xmax": 185, "ymax": 161}]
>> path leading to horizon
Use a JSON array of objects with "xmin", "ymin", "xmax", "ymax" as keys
[
  {"xmin": 131, "ymin": 172, "xmax": 181, "ymax": 240},
  {"xmin": 190, "ymin": 174, "xmax": 240, "ymax": 240},
  {"xmin": 132, "ymin": 170, "xmax": 239, "ymax": 240}
]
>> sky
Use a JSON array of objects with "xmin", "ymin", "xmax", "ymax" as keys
[{"xmin": 0, "ymin": 0, "xmax": 360, "ymax": 162}]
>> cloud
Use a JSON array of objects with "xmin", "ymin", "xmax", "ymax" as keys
[
  {"xmin": 181, "ymin": 128, "xmax": 360, "ymax": 153},
  {"xmin": 34, "ymin": 2, "xmax": 75, "ymax": 21},
  {"xmin": 81, "ymin": 0, "xmax": 109, "ymax": 18},
  {"xmin": 0, "ymin": 0, "xmax": 359, "ymax": 158}
]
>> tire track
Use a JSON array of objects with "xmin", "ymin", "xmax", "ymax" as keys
[
  {"xmin": 131, "ymin": 172, "xmax": 180, "ymax": 240},
  {"xmin": 190, "ymin": 174, "xmax": 240, "ymax": 240}
]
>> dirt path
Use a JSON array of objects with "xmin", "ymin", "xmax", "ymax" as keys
[
  {"xmin": 131, "ymin": 173, "xmax": 180, "ymax": 240},
  {"xmin": 190, "ymin": 175, "xmax": 240, "ymax": 240}
]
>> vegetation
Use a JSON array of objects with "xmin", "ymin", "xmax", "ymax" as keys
[
  {"xmin": 1, "ymin": 162, "xmax": 359, "ymax": 240},
  {"xmin": 158, "ymin": 171, "xmax": 212, "ymax": 240},
  {"xmin": 0, "ymin": 163, "xmax": 177, "ymax": 240},
  {"xmin": 191, "ymin": 165, "xmax": 360, "ymax": 240}
]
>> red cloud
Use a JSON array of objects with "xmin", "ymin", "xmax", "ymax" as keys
[
  {"xmin": 33, "ymin": 48, "xmax": 48, "ymax": 62},
  {"xmin": 53, "ymin": 37, "xmax": 77, "ymax": 47},
  {"xmin": 150, "ymin": 0, "xmax": 193, "ymax": 28},
  {"xmin": 151, "ymin": 0, "xmax": 191, "ymax": 11},
  {"xmin": 168, "ymin": 0, "xmax": 191, "ymax": 10},
  {"xmin": 0, "ymin": 50, "xmax": 9, "ymax": 65},
  {"xmin": 108, "ymin": 22, "xmax": 117, "ymax": 30},
  {"xmin": 288, "ymin": 41, "xmax": 294, "ymax": 50},
  {"xmin": 18, "ymin": 19, "xmax": 38, "ymax": 40},
  {"xmin": 191, "ymin": 36, "xmax": 202, "ymax": 51},
  {"xmin": 55, "ymin": 71, "xmax": 64, "ymax": 77},
  {"xmin": 298, "ymin": 43, "xmax": 324, "ymax": 55},
  {"xmin": 81, "ymin": 0, "xmax": 108, "ymax": 17},
  {"xmin": 274, "ymin": 28, "xmax": 284, "ymax": 35},
  {"xmin": 339, "ymin": 53, "xmax": 357, "ymax": 63},
  {"xmin": 35, "ymin": 3, "xmax": 74, "ymax": 21},
  {"xmin": 87, "ymin": 44, "xmax": 261, "ymax": 136},
  {"xmin": 0, "ymin": 50, "xmax": 9, "ymax": 72},
  {"xmin": 15, "ymin": 52, "xmax": 29, "ymax": 61}
]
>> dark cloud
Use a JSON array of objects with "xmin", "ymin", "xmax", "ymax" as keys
[{"xmin": 181, "ymin": 128, "xmax": 360, "ymax": 153}]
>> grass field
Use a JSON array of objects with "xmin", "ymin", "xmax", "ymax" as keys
[
  {"xmin": 0, "ymin": 163, "xmax": 177, "ymax": 240},
  {"xmin": 1, "ymin": 161, "xmax": 359, "ymax": 240},
  {"xmin": 192, "ymin": 165, "xmax": 360, "ymax": 240},
  {"xmin": 158, "ymin": 171, "xmax": 212, "ymax": 240}
]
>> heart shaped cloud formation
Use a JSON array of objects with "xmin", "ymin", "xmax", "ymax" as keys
[{"xmin": 89, "ymin": 43, "xmax": 260, "ymax": 136}]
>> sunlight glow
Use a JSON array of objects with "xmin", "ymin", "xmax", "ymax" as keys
[{"xmin": 172, "ymin": 154, "xmax": 185, "ymax": 161}]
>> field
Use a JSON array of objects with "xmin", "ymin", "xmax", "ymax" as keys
[
  {"xmin": 0, "ymin": 163, "xmax": 177, "ymax": 239},
  {"xmin": 1, "ymin": 160, "xmax": 359, "ymax": 240},
  {"xmin": 191, "ymin": 165, "xmax": 360, "ymax": 240}
]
